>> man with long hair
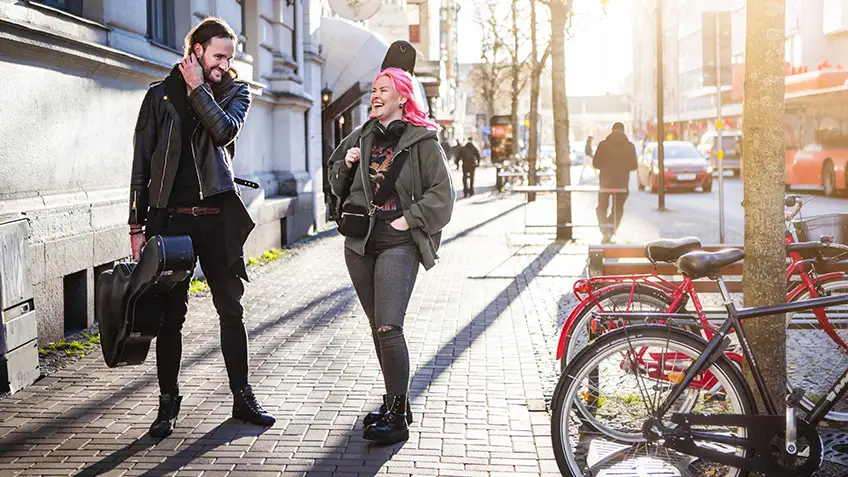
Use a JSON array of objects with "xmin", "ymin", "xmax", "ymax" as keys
[{"xmin": 128, "ymin": 17, "xmax": 275, "ymax": 438}]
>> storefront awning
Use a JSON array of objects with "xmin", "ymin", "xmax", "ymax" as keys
[
  {"xmin": 319, "ymin": 17, "xmax": 389, "ymax": 99},
  {"xmin": 317, "ymin": 17, "xmax": 430, "ymax": 116}
]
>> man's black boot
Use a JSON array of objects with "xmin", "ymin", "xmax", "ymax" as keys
[
  {"xmin": 363, "ymin": 395, "xmax": 413, "ymax": 427},
  {"xmin": 149, "ymin": 394, "xmax": 181, "ymax": 438},
  {"xmin": 232, "ymin": 385, "xmax": 276, "ymax": 427},
  {"xmin": 363, "ymin": 395, "xmax": 410, "ymax": 444}
]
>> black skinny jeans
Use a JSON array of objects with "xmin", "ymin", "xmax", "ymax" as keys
[
  {"xmin": 345, "ymin": 221, "xmax": 420, "ymax": 397},
  {"xmin": 146, "ymin": 209, "xmax": 249, "ymax": 395}
]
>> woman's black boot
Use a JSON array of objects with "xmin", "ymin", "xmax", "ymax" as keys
[
  {"xmin": 232, "ymin": 385, "xmax": 276, "ymax": 427},
  {"xmin": 363, "ymin": 395, "xmax": 410, "ymax": 444},
  {"xmin": 363, "ymin": 395, "xmax": 413, "ymax": 427}
]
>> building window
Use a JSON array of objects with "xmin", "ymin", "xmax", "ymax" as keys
[
  {"xmin": 32, "ymin": 0, "xmax": 83, "ymax": 16},
  {"xmin": 407, "ymin": 4, "xmax": 421, "ymax": 43},
  {"xmin": 147, "ymin": 0, "xmax": 177, "ymax": 50},
  {"xmin": 237, "ymin": 0, "xmax": 246, "ymax": 38},
  {"xmin": 283, "ymin": 0, "xmax": 297, "ymax": 62}
]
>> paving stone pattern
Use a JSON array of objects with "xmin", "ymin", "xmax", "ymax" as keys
[{"xmin": 0, "ymin": 169, "xmax": 564, "ymax": 476}]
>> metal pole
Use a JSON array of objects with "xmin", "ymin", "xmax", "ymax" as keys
[
  {"xmin": 717, "ymin": 13, "xmax": 726, "ymax": 243},
  {"xmin": 657, "ymin": 0, "xmax": 665, "ymax": 209}
]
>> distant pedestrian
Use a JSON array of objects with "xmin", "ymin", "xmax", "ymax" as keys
[
  {"xmin": 592, "ymin": 122, "xmax": 637, "ymax": 243},
  {"xmin": 328, "ymin": 67, "xmax": 455, "ymax": 445},
  {"xmin": 454, "ymin": 139, "xmax": 462, "ymax": 170},
  {"xmin": 440, "ymin": 138, "xmax": 453, "ymax": 166},
  {"xmin": 584, "ymin": 136, "xmax": 594, "ymax": 164},
  {"xmin": 456, "ymin": 137, "xmax": 481, "ymax": 197}
]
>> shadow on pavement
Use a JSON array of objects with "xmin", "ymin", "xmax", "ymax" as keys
[
  {"xmin": 301, "ymin": 224, "xmax": 563, "ymax": 475},
  {"xmin": 409, "ymin": 242, "xmax": 563, "ymax": 401},
  {"xmin": 0, "ymin": 286, "xmax": 356, "ymax": 454},
  {"xmin": 75, "ymin": 422, "xmax": 269, "ymax": 476},
  {"xmin": 440, "ymin": 202, "xmax": 524, "ymax": 247}
]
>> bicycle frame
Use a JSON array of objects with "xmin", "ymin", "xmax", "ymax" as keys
[
  {"xmin": 556, "ymin": 234, "xmax": 848, "ymax": 360},
  {"xmin": 649, "ymin": 283, "xmax": 848, "ymax": 424}
]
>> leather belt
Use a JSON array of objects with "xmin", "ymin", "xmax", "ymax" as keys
[{"xmin": 169, "ymin": 207, "xmax": 221, "ymax": 216}]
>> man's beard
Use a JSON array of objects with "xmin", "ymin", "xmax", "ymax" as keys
[{"xmin": 198, "ymin": 55, "xmax": 223, "ymax": 84}]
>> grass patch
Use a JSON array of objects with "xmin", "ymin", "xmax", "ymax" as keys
[
  {"xmin": 189, "ymin": 279, "xmax": 208, "ymax": 294},
  {"xmin": 39, "ymin": 332, "xmax": 100, "ymax": 358},
  {"xmin": 247, "ymin": 248, "xmax": 287, "ymax": 267},
  {"xmin": 189, "ymin": 248, "xmax": 288, "ymax": 294}
]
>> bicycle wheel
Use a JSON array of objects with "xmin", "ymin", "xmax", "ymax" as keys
[
  {"xmin": 786, "ymin": 275, "xmax": 848, "ymax": 422},
  {"xmin": 552, "ymin": 325, "xmax": 755, "ymax": 477},
  {"xmin": 561, "ymin": 283, "xmax": 691, "ymax": 372}
]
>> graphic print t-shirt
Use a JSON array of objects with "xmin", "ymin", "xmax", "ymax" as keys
[{"xmin": 369, "ymin": 133, "xmax": 404, "ymax": 220}]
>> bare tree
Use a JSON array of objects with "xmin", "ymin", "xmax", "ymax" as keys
[
  {"xmin": 527, "ymin": 0, "xmax": 551, "ymax": 202},
  {"xmin": 741, "ymin": 0, "xmax": 786, "ymax": 417},
  {"xmin": 545, "ymin": 0, "xmax": 609, "ymax": 240},
  {"xmin": 471, "ymin": 1, "xmax": 510, "ymax": 122},
  {"xmin": 547, "ymin": 0, "xmax": 573, "ymax": 241}
]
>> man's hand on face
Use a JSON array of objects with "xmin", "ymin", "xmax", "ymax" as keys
[{"xmin": 179, "ymin": 53, "xmax": 205, "ymax": 91}]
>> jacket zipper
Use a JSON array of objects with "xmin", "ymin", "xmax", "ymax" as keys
[{"xmin": 158, "ymin": 119, "xmax": 174, "ymax": 201}]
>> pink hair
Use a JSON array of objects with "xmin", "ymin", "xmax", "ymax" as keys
[{"xmin": 371, "ymin": 67, "xmax": 439, "ymax": 130}]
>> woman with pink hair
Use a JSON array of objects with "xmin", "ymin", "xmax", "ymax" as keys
[{"xmin": 328, "ymin": 67, "xmax": 455, "ymax": 445}]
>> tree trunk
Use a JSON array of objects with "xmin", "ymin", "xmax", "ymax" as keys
[
  {"xmin": 550, "ymin": 0, "xmax": 572, "ymax": 241},
  {"xmin": 510, "ymin": 0, "xmax": 521, "ymax": 157},
  {"xmin": 527, "ymin": 0, "xmax": 540, "ymax": 202},
  {"xmin": 741, "ymin": 0, "xmax": 786, "ymax": 418}
]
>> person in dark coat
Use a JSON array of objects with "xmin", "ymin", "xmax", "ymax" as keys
[
  {"xmin": 456, "ymin": 138, "xmax": 481, "ymax": 197},
  {"xmin": 440, "ymin": 138, "xmax": 453, "ymax": 168},
  {"xmin": 592, "ymin": 122, "xmax": 637, "ymax": 243},
  {"xmin": 128, "ymin": 17, "xmax": 275, "ymax": 439}
]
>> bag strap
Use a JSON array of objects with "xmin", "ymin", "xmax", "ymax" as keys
[{"xmin": 335, "ymin": 130, "xmax": 364, "ymax": 218}]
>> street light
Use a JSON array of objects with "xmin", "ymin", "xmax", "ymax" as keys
[{"xmin": 321, "ymin": 85, "xmax": 333, "ymax": 108}]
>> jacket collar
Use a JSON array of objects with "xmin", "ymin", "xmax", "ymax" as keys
[{"xmin": 164, "ymin": 64, "xmax": 238, "ymax": 103}]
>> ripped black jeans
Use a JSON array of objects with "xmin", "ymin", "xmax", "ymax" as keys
[{"xmin": 344, "ymin": 221, "xmax": 420, "ymax": 396}]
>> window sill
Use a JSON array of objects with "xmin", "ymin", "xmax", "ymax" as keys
[
  {"xmin": 148, "ymin": 39, "xmax": 183, "ymax": 57},
  {"xmin": 24, "ymin": 0, "xmax": 109, "ymax": 32}
]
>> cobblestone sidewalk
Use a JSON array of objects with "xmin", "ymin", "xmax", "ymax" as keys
[{"xmin": 0, "ymin": 168, "xmax": 574, "ymax": 477}]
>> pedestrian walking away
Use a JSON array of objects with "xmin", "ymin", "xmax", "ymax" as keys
[
  {"xmin": 128, "ymin": 17, "xmax": 275, "ymax": 439},
  {"xmin": 453, "ymin": 139, "xmax": 462, "ymax": 170},
  {"xmin": 456, "ymin": 137, "xmax": 481, "ymax": 197},
  {"xmin": 328, "ymin": 67, "xmax": 455, "ymax": 445},
  {"xmin": 440, "ymin": 137, "xmax": 453, "ymax": 168},
  {"xmin": 592, "ymin": 122, "xmax": 637, "ymax": 243}
]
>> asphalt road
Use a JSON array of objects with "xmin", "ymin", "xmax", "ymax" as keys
[{"xmin": 603, "ymin": 170, "xmax": 847, "ymax": 244}]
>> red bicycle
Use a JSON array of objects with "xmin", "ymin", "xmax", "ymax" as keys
[{"xmin": 556, "ymin": 195, "xmax": 848, "ymax": 421}]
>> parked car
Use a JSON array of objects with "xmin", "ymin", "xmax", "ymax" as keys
[
  {"xmin": 638, "ymin": 141, "xmax": 713, "ymax": 193},
  {"xmin": 697, "ymin": 130, "xmax": 742, "ymax": 176},
  {"xmin": 570, "ymin": 141, "xmax": 587, "ymax": 165}
]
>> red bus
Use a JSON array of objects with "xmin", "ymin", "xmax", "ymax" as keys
[{"xmin": 784, "ymin": 69, "xmax": 848, "ymax": 196}]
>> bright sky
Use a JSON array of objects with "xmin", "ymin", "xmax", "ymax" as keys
[{"xmin": 457, "ymin": 0, "xmax": 634, "ymax": 95}]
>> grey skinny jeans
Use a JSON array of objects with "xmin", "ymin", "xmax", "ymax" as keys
[{"xmin": 344, "ymin": 226, "xmax": 420, "ymax": 397}]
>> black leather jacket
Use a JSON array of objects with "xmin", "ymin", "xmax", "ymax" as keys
[{"xmin": 128, "ymin": 67, "xmax": 251, "ymax": 225}]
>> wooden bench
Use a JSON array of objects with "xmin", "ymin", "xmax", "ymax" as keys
[{"xmin": 588, "ymin": 244, "xmax": 848, "ymax": 294}]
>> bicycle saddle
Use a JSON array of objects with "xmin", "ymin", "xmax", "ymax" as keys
[
  {"xmin": 677, "ymin": 249, "xmax": 745, "ymax": 279},
  {"xmin": 645, "ymin": 237, "xmax": 702, "ymax": 263}
]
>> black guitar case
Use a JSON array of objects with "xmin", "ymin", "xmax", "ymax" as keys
[
  {"xmin": 381, "ymin": 40, "xmax": 416, "ymax": 74},
  {"xmin": 96, "ymin": 235, "xmax": 195, "ymax": 368}
]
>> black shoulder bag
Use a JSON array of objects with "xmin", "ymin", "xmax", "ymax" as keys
[{"xmin": 338, "ymin": 150, "xmax": 409, "ymax": 238}]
